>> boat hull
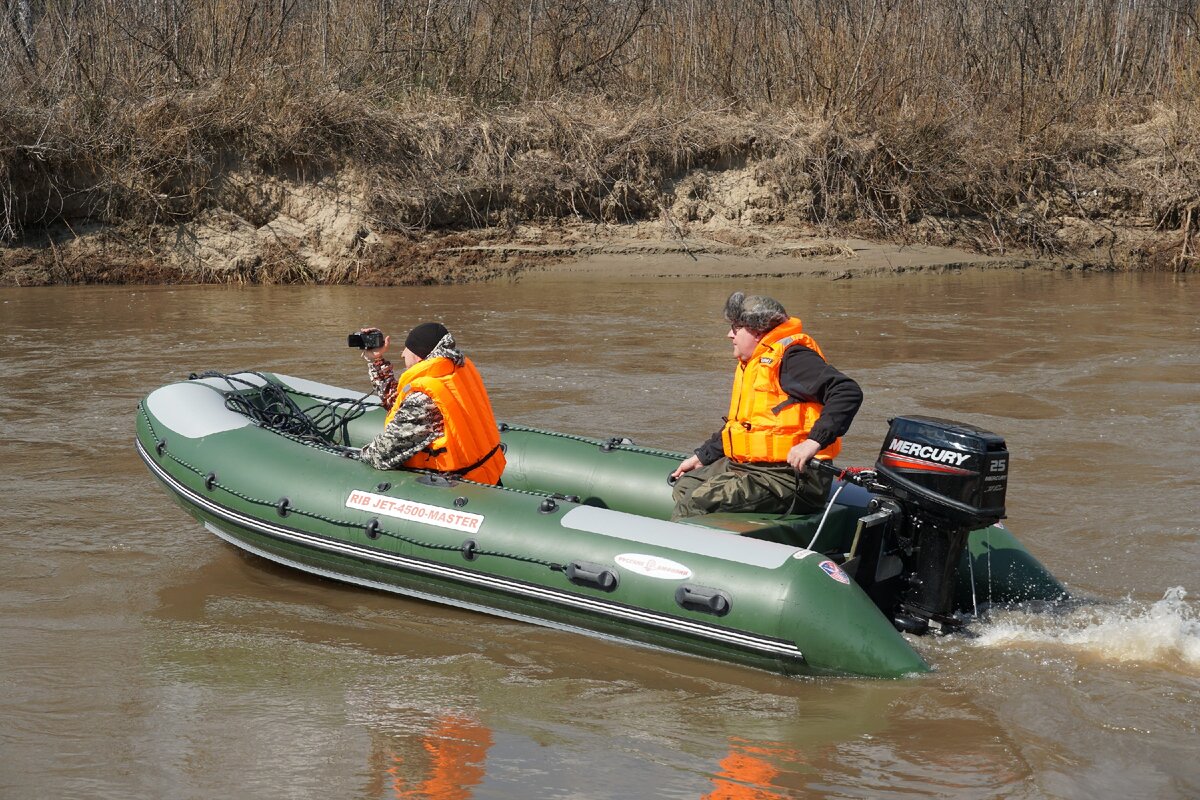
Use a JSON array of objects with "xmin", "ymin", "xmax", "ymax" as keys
[{"xmin": 136, "ymin": 374, "xmax": 931, "ymax": 678}]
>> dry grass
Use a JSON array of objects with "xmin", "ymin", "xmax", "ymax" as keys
[{"xmin": 2, "ymin": 0, "xmax": 1199, "ymax": 281}]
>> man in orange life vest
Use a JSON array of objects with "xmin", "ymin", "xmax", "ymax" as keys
[
  {"xmin": 670, "ymin": 291, "xmax": 862, "ymax": 519},
  {"xmin": 354, "ymin": 322, "xmax": 506, "ymax": 485}
]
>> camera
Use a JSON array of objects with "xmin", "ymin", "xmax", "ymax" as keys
[{"xmin": 348, "ymin": 331, "xmax": 385, "ymax": 350}]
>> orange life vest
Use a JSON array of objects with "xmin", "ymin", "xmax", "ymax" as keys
[
  {"xmin": 722, "ymin": 317, "xmax": 843, "ymax": 464},
  {"xmin": 386, "ymin": 356, "xmax": 506, "ymax": 485}
]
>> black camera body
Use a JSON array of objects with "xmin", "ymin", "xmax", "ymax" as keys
[{"xmin": 348, "ymin": 331, "xmax": 385, "ymax": 350}]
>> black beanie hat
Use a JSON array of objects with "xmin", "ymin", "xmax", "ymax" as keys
[{"xmin": 404, "ymin": 322, "xmax": 449, "ymax": 359}]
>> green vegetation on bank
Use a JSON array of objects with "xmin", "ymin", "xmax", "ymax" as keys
[{"xmin": 2, "ymin": 0, "xmax": 1197, "ymax": 283}]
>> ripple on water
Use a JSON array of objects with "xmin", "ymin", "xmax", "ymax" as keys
[{"xmin": 926, "ymin": 390, "xmax": 1066, "ymax": 420}]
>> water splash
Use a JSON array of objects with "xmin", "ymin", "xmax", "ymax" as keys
[{"xmin": 973, "ymin": 587, "xmax": 1200, "ymax": 671}]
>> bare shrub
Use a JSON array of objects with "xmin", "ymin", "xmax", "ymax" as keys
[{"xmin": 3, "ymin": 0, "xmax": 1199, "ymax": 275}]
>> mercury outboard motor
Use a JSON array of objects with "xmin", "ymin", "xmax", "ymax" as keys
[{"xmin": 838, "ymin": 416, "xmax": 1009, "ymax": 634}]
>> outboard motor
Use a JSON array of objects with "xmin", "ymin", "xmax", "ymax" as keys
[{"xmin": 848, "ymin": 416, "xmax": 1009, "ymax": 634}]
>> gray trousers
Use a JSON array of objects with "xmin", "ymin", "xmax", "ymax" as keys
[{"xmin": 671, "ymin": 457, "xmax": 832, "ymax": 521}]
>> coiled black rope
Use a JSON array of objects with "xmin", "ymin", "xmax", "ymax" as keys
[{"xmin": 189, "ymin": 370, "xmax": 378, "ymax": 447}]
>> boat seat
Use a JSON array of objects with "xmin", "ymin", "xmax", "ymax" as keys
[{"xmin": 683, "ymin": 505, "xmax": 860, "ymax": 551}]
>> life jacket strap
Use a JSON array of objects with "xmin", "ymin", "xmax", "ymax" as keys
[
  {"xmin": 450, "ymin": 442, "xmax": 502, "ymax": 479},
  {"xmin": 771, "ymin": 397, "xmax": 799, "ymax": 415}
]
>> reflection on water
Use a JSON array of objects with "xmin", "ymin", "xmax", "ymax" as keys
[
  {"xmin": 371, "ymin": 716, "xmax": 493, "ymax": 800},
  {"xmin": 702, "ymin": 738, "xmax": 793, "ymax": 800},
  {"xmin": 1, "ymin": 271, "xmax": 1198, "ymax": 799}
]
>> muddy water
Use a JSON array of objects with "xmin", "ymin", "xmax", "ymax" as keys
[{"xmin": 1, "ymin": 270, "xmax": 1197, "ymax": 799}]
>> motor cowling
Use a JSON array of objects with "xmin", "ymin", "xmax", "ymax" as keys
[
  {"xmin": 875, "ymin": 415, "xmax": 1008, "ymax": 529},
  {"xmin": 872, "ymin": 416, "xmax": 1010, "ymax": 632}
]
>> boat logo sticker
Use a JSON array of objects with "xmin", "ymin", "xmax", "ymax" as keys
[
  {"xmin": 818, "ymin": 560, "xmax": 851, "ymax": 585},
  {"xmin": 346, "ymin": 490, "xmax": 484, "ymax": 533},
  {"xmin": 615, "ymin": 553, "xmax": 693, "ymax": 581}
]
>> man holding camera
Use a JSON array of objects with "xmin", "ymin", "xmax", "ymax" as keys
[{"xmin": 351, "ymin": 322, "xmax": 506, "ymax": 485}]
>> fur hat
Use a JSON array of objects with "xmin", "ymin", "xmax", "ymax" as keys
[
  {"xmin": 404, "ymin": 322, "xmax": 449, "ymax": 359},
  {"xmin": 723, "ymin": 291, "xmax": 788, "ymax": 334}
]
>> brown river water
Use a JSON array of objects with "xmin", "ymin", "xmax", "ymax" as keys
[{"xmin": 1, "ymin": 268, "xmax": 1197, "ymax": 799}]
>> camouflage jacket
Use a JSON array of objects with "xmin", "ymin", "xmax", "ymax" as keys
[{"xmin": 359, "ymin": 333, "xmax": 464, "ymax": 470}]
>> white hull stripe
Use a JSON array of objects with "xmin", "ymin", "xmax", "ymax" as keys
[{"xmin": 138, "ymin": 439, "xmax": 805, "ymax": 661}]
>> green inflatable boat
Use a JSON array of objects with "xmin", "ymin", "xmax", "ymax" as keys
[{"xmin": 135, "ymin": 372, "xmax": 1067, "ymax": 678}]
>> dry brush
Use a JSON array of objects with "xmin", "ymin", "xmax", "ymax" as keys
[{"xmin": 2, "ymin": 0, "xmax": 1198, "ymax": 281}]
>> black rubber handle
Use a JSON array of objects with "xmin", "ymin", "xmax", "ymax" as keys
[
  {"xmin": 566, "ymin": 561, "xmax": 619, "ymax": 592},
  {"xmin": 675, "ymin": 585, "xmax": 732, "ymax": 616}
]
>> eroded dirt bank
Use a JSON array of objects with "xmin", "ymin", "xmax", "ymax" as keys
[
  {"xmin": 0, "ymin": 216, "xmax": 1059, "ymax": 287},
  {"xmin": 2, "ymin": 102, "xmax": 1196, "ymax": 286}
]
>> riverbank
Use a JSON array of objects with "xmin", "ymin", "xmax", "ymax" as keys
[
  {"xmin": 0, "ymin": 208, "xmax": 1166, "ymax": 288},
  {"xmin": 2, "ymin": 98, "xmax": 1196, "ymax": 287},
  {"xmin": 5, "ymin": 0, "xmax": 1198, "ymax": 286}
]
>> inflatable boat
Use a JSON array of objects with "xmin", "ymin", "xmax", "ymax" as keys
[{"xmin": 134, "ymin": 372, "xmax": 1067, "ymax": 678}]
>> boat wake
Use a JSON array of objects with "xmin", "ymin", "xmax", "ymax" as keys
[{"xmin": 972, "ymin": 587, "xmax": 1200, "ymax": 672}]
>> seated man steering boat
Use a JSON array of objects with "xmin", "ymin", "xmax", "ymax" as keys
[{"xmin": 670, "ymin": 291, "xmax": 863, "ymax": 520}]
